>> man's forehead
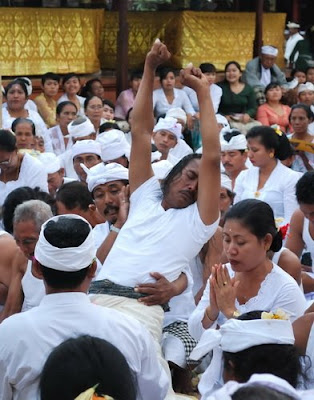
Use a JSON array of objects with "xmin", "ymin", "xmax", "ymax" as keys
[{"xmin": 94, "ymin": 180, "xmax": 126, "ymax": 191}]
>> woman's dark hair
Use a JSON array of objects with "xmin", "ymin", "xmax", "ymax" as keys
[
  {"xmin": 246, "ymin": 126, "xmax": 292, "ymax": 161},
  {"xmin": 296, "ymin": 171, "xmax": 314, "ymax": 205},
  {"xmin": 224, "ymin": 310, "xmax": 302, "ymax": 388},
  {"xmin": 130, "ymin": 69, "xmax": 143, "ymax": 81},
  {"xmin": 159, "ymin": 67, "xmax": 176, "ymax": 82},
  {"xmin": 11, "ymin": 118, "xmax": 36, "ymax": 136},
  {"xmin": 40, "ymin": 335, "xmax": 137, "ymax": 400},
  {"xmin": 306, "ymin": 65, "xmax": 314, "ymax": 75},
  {"xmin": 0, "ymin": 129, "xmax": 17, "ymax": 152},
  {"xmin": 41, "ymin": 72, "xmax": 60, "ymax": 85},
  {"xmin": 5, "ymin": 79, "xmax": 28, "ymax": 98},
  {"xmin": 291, "ymin": 68, "xmax": 306, "ymax": 78},
  {"xmin": 265, "ymin": 82, "xmax": 281, "ymax": 95},
  {"xmin": 2, "ymin": 186, "xmax": 56, "ymax": 234},
  {"xmin": 289, "ymin": 103, "xmax": 314, "ymax": 121},
  {"xmin": 225, "ymin": 61, "xmax": 242, "ymax": 73},
  {"xmin": 99, "ymin": 122, "xmax": 120, "ymax": 134},
  {"xmin": 224, "ymin": 199, "xmax": 282, "ymax": 252},
  {"xmin": 56, "ymin": 101, "xmax": 78, "ymax": 116},
  {"xmin": 103, "ymin": 99, "xmax": 115, "ymax": 110},
  {"xmin": 200, "ymin": 63, "xmax": 216, "ymax": 74},
  {"xmin": 80, "ymin": 78, "xmax": 103, "ymax": 98},
  {"xmin": 232, "ymin": 386, "xmax": 295, "ymax": 400},
  {"xmin": 84, "ymin": 95, "xmax": 103, "ymax": 110},
  {"xmin": 161, "ymin": 153, "xmax": 201, "ymax": 197},
  {"xmin": 62, "ymin": 72, "xmax": 80, "ymax": 86}
]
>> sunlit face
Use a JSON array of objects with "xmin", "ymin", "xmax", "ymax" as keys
[
  {"xmin": 294, "ymin": 71, "xmax": 306, "ymax": 84},
  {"xmin": 161, "ymin": 71, "xmax": 176, "ymax": 90},
  {"xmin": 299, "ymin": 203, "xmax": 314, "ymax": 226},
  {"xmin": 14, "ymin": 122, "xmax": 35, "ymax": 150},
  {"xmin": 266, "ymin": 86, "xmax": 282, "ymax": 102},
  {"xmin": 247, "ymin": 138, "xmax": 274, "ymax": 168},
  {"xmin": 6, "ymin": 84, "xmax": 27, "ymax": 111},
  {"xmin": 306, "ymin": 68, "xmax": 314, "ymax": 84},
  {"xmin": 14, "ymin": 220, "xmax": 39, "ymax": 259},
  {"xmin": 204, "ymin": 72, "xmax": 216, "ymax": 85},
  {"xmin": 57, "ymin": 104, "xmax": 77, "ymax": 130},
  {"xmin": 223, "ymin": 219, "xmax": 268, "ymax": 272},
  {"xmin": 73, "ymin": 153, "xmax": 101, "ymax": 182},
  {"xmin": 153, "ymin": 130, "xmax": 177, "ymax": 157},
  {"xmin": 63, "ymin": 76, "xmax": 81, "ymax": 96},
  {"xmin": 221, "ymin": 150, "xmax": 247, "ymax": 175},
  {"xmin": 47, "ymin": 170, "xmax": 64, "ymax": 197},
  {"xmin": 290, "ymin": 108, "xmax": 311, "ymax": 136},
  {"xmin": 91, "ymin": 81, "xmax": 105, "ymax": 98},
  {"xmin": 298, "ymin": 90, "xmax": 314, "ymax": 107},
  {"xmin": 163, "ymin": 158, "xmax": 200, "ymax": 209},
  {"xmin": 93, "ymin": 180, "xmax": 127, "ymax": 224},
  {"xmin": 43, "ymin": 79, "xmax": 59, "ymax": 97},
  {"xmin": 131, "ymin": 77, "xmax": 142, "ymax": 93},
  {"xmin": 85, "ymin": 97, "xmax": 104, "ymax": 121},
  {"xmin": 261, "ymin": 54, "xmax": 276, "ymax": 69},
  {"xmin": 103, "ymin": 104, "xmax": 115, "ymax": 120},
  {"xmin": 225, "ymin": 63, "xmax": 242, "ymax": 83}
]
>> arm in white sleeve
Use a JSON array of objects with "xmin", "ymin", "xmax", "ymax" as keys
[
  {"xmin": 233, "ymin": 170, "xmax": 246, "ymax": 204},
  {"xmin": 283, "ymin": 174, "xmax": 300, "ymax": 225},
  {"xmin": 188, "ymin": 279, "xmax": 210, "ymax": 340},
  {"xmin": 181, "ymin": 90, "xmax": 196, "ymax": 116}
]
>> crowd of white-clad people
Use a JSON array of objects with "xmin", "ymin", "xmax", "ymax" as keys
[{"xmin": 1, "ymin": 30, "xmax": 314, "ymax": 400}]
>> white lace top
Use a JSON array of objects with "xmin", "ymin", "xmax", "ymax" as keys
[{"xmin": 188, "ymin": 263, "xmax": 307, "ymax": 341}]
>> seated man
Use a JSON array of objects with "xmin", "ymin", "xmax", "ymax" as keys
[
  {"xmin": 297, "ymin": 82, "xmax": 314, "ymax": 134},
  {"xmin": 96, "ymin": 129, "xmax": 130, "ymax": 167},
  {"xmin": 34, "ymin": 72, "xmax": 60, "ymax": 128},
  {"xmin": 0, "ymin": 215, "xmax": 169, "ymax": 400},
  {"xmin": 71, "ymin": 140, "xmax": 102, "ymax": 182},
  {"xmin": 243, "ymin": 45, "xmax": 287, "ymax": 105}
]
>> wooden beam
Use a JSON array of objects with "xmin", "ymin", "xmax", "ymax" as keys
[
  {"xmin": 116, "ymin": 0, "xmax": 129, "ymax": 97},
  {"xmin": 253, "ymin": 0, "xmax": 264, "ymax": 57},
  {"xmin": 291, "ymin": 0, "xmax": 300, "ymax": 23}
]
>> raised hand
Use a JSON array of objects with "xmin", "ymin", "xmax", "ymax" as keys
[
  {"xmin": 115, "ymin": 185, "xmax": 130, "ymax": 229},
  {"xmin": 146, "ymin": 38, "xmax": 171, "ymax": 70},
  {"xmin": 179, "ymin": 63, "xmax": 208, "ymax": 92}
]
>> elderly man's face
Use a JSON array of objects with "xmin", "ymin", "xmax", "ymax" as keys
[
  {"xmin": 93, "ymin": 181, "xmax": 127, "ymax": 224},
  {"xmin": 260, "ymin": 54, "xmax": 276, "ymax": 69},
  {"xmin": 14, "ymin": 220, "xmax": 39, "ymax": 260}
]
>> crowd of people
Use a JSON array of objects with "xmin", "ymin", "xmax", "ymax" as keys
[{"xmin": 0, "ymin": 25, "xmax": 314, "ymax": 400}]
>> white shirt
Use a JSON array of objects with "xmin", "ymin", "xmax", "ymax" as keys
[
  {"xmin": 0, "ymin": 292, "xmax": 169, "ymax": 400},
  {"xmin": 48, "ymin": 124, "xmax": 73, "ymax": 156},
  {"xmin": 153, "ymin": 88, "xmax": 195, "ymax": 118},
  {"xmin": 3, "ymin": 100, "xmax": 38, "ymax": 113},
  {"xmin": 234, "ymin": 161, "xmax": 300, "ymax": 226},
  {"xmin": 183, "ymin": 84, "xmax": 222, "ymax": 113},
  {"xmin": 21, "ymin": 260, "xmax": 45, "ymax": 312},
  {"xmin": 302, "ymin": 217, "xmax": 314, "ymax": 269},
  {"xmin": 0, "ymin": 153, "xmax": 48, "ymax": 206},
  {"xmin": 188, "ymin": 263, "xmax": 307, "ymax": 341},
  {"xmin": 57, "ymin": 93, "xmax": 85, "ymax": 117},
  {"xmin": 96, "ymin": 176, "xmax": 219, "ymax": 286},
  {"xmin": 260, "ymin": 66, "xmax": 271, "ymax": 87},
  {"xmin": 58, "ymin": 149, "xmax": 79, "ymax": 179},
  {"xmin": 284, "ymin": 32, "xmax": 304, "ymax": 61},
  {"xmin": 168, "ymin": 139, "xmax": 193, "ymax": 161}
]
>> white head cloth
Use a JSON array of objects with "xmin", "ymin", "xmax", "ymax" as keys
[
  {"xmin": 81, "ymin": 162, "xmax": 129, "ymax": 193},
  {"xmin": 298, "ymin": 82, "xmax": 314, "ymax": 94},
  {"xmin": 190, "ymin": 318, "xmax": 295, "ymax": 398},
  {"xmin": 152, "ymin": 160, "xmax": 174, "ymax": 180},
  {"xmin": 34, "ymin": 214, "xmax": 96, "ymax": 272},
  {"xmin": 204, "ymin": 373, "xmax": 308, "ymax": 400},
  {"xmin": 166, "ymin": 107, "xmax": 187, "ymax": 125},
  {"xmin": 38, "ymin": 152, "xmax": 61, "ymax": 174},
  {"xmin": 153, "ymin": 117, "xmax": 182, "ymax": 140},
  {"xmin": 261, "ymin": 45, "xmax": 278, "ymax": 57},
  {"xmin": 220, "ymin": 130, "xmax": 247, "ymax": 152},
  {"xmin": 216, "ymin": 114, "xmax": 230, "ymax": 128},
  {"xmin": 287, "ymin": 21, "xmax": 300, "ymax": 29},
  {"xmin": 221, "ymin": 173, "xmax": 232, "ymax": 192},
  {"xmin": 71, "ymin": 140, "xmax": 102, "ymax": 160},
  {"xmin": 17, "ymin": 77, "xmax": 32, "ymax": 96},
  {"xmin": 96, "ymin": 129, "xmax": 131, "ymax": 162},
  {"xmin": 68, "ymin": 117, "xmax": 95, "ymax": 138}
]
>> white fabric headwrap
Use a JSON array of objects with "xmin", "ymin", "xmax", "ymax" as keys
[
  {"xmin": 35, "ymin": 214, "xmax": 96, "ymax": 272},
  {"xmin": 220, "ymin": 130, "xmax": 247, "ymax": 152},
  {"xmin": 152, "ymin": 160, "xmax": 173, "ymax": 180},
  {"xmin": 221, "ymin": 173, "xmax": 232, "ymax": 192},
  {"xmin": 287, "ymin": 21, "xmax": 300, "ymax": 29},
  {"xmin": 96, "ymin": 129, "xmax": 131, "ymax": 162},
  {"xmin": 17, "ymin": 77, "xmax": 32, "ymax": 96},
  {"xmin": 261, "ymin": 45, "xmax": 278, "ymax": 56},
  {"xmin": 216, "ymin": 114, "xmax": 230, "ymax": 128},
  {"xmin": 166, "ymin": 107, "xmax": 187, "ymax": 125},
  {"xmin": 68, "ymin": 117, "xmax": 95, "ymax": 138},
  {"xmin": 81, "ymin": 162, "xmax": 129, "ymax": 193},
  {"xmin": 38, "ymin": 152, "xmax": 61, "ymax": 174},
  {"xmin": 71, "ymin": 140, "xmax": 102, "ymax": 160},
  {"xmin": 153, "ymin": 117, "xmax": 182, "ymax": 140},
  {"xmin": 190, "ymin": 318, "xmax": 295, "ymax": 399},
  {"xmin": 204, "ymin": 373, "xmax": 309, "ymax": 400},
  {"xmin": 298, "ymin": 82, "xmax": 314, "ymax": 94}
]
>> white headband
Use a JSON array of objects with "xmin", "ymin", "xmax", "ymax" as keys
[
  {"xmin": 261, "ymin": 45, "xmax": 278, "ymax": 56},
  {"xmin": 68, "ymin": 117, "xmax": 95, "ymax": 138},
  {"xmin": 17, "ymin": 77, "xmax": 32, "ymax": 96},
  {"xmin": 287, "ymin": 21, "xmax": 300, "ymax": 29},
  {"xmin": 220, "ymin": 131, "xmax": 247, "ymax": 152},
  {"xmin": 96, "ymin": 129, "xmax": 131, "ymax": 162},
  {"xmin": 166, "ymin": 107, "xmax": 187, "ymax": 125},
  {"xmin": 298, "ymin": 82, "xmax": 314, "ymax": 94},
  {"xmin": 216, "ymin": 114, "xmax": 230, "ymax": 128},
  {"xmin": 38, "ymin": 152, "xmax": 61, "ymax": 174},
  {"xmin": 153, "ymin": 117, "xmax": 182, "ymax": 140},
  {"xmin": 221, "ymin": 173, "xmax": 232, "ymax": 192},
  {"xmin": 71, "ymin": 140, "xmax": 102, "ymax": 160},
  {"xmin": 81, "ymin": 162, "xmax": 129, "ymax": 193},
  {"xmin": 35, "ymin": 215, "xmax": 96, "ymax": 272}
]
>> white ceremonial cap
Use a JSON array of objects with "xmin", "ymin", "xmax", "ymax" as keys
[
  {"xmin": 298, "ymin": 82, "xmax": 314, "ymax": 94},
  {"xmin": 38, "ymin": 152, "xmax": 62, "ymax": 174},
  {"xmin": 68, "ymin": 116, "xmax": 95, "ymax": 138},
  {"xmin": 96, "ymin": 129, "xmax": 131, "ymax": 162},
  {"xmin": 261, "ymin": 45, "xmax": 278, "ymax": 57},
  {"xmin": 216, "ymin": 114, "xmax": 230, "ymax": 128},
  {"xmin": 16, "ymin": 77, "xmax": 32, "ymax": 96},
  {"xmin": 153, "ymin": 117, "xmax": 182, "ymax": 140},
  {"xmin": 287, "ymin": 21, "xmax": 300, "ymax": 29},
  {"xmin": 166, "ymin": 107, "xmax": 187, "ymax": 125},
  {"xmin": 35, "ymin": 214, "xmax": 96, "ymax": 272},
  {"xmin": 152, "ymin": 160, "xmax": 174, "ymax": 180},
  {"xmin": 71, "ymin": 140, "xmax": 102, "ymax": 160},
  {"xmin": 221, "ymin": 173, "xmax": 232, "ymax": 192},
  {"xmin": 81, "ymin": 162, "xmax": 129, "ymax": 193},
  {"xmin": 220, "ymin": 130, "xmax": 247, "ymax": 152}
]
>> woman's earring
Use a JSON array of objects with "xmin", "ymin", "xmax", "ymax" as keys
[{"xmin": 269, "ymin": 153, "xmax": 274, "ymax": 159}]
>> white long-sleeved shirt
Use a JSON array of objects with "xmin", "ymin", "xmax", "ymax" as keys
[
  {"xmin": 183, "ymin": 84, "xmax": 222, "ymax": 113},
  {"xmin": 153, "ymin": 87, "xmax": 195, "ymax": 118}
]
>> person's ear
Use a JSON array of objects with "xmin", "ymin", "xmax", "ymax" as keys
[
  {"xmin": 87, "ymin": 260, "xmax": 97, "ymax": 279},
  {"xmin": 264, "ymin": 232, "xmax": 273, "ymax": 251},
  {"xmin": 32, "ymin": 259, "xmax": 44, "ymax": 280}
]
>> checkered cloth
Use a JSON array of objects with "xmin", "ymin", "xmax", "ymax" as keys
[{"xmin": 163, "ymin": 321, "xmax": 198, "ymax": 366}]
